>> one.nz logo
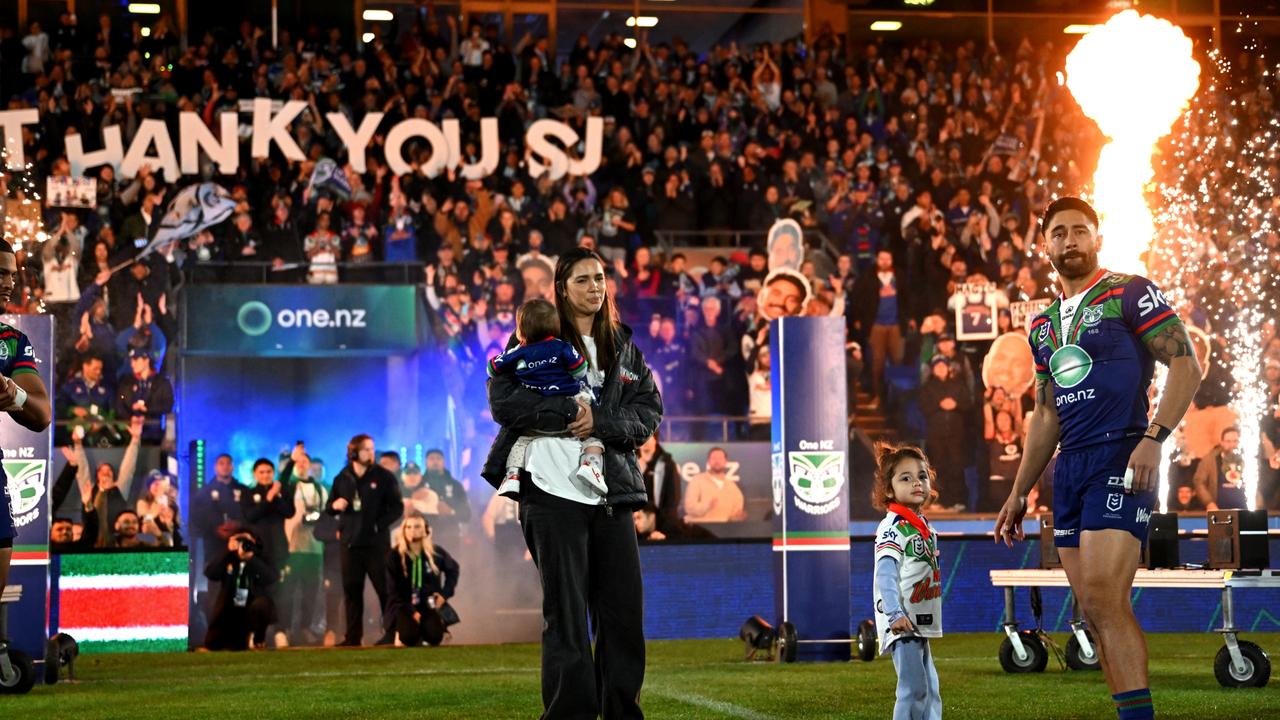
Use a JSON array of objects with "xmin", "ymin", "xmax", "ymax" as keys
[
  {"xmin": 788, "ymin": 451, "xmax": 845, "ymax": 515},
  {"xmin": 5, "ymin": 459, "xmax": 47, "ymax": 529}
]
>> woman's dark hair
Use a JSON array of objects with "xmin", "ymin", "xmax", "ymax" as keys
[
  {"xmin": 554, "ymin": 247, "xmax": 619, "ymax": 372},
  {"xmin": 517, "ymin": 298, "xmax": 560, "ymax": 342}
]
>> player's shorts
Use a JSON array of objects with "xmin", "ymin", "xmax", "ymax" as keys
[
  {"xmin": 1, "ymin": 475, "xmax": 15, "ymax": 546},
  {"xmin": 1052, "ymin": 436, "xmax": 1154, "ymax": 548}
]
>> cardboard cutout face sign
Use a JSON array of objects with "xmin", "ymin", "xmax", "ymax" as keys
[
  {"xmin": 519, "ymin": 256, "xmax": 555, "ymax": 302},
  {"xmin": 758, "ymin": 219, "xmax": 812, "ymax": 322}
]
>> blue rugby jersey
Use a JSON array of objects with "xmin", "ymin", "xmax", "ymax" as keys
[
  {"xmin": 0, "ymin": 322, "xmax": 38, "ymax": 539},
  {"xmin": 486, "ymin": 337, "xmax": 589, "ymax": 396},
  {"xmin": 1027, "ymin": 270, "xmax": 1179, "ymax": 452}
]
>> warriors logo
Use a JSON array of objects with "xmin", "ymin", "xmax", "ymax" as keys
[
  {"xmin": 5, "ymin": 459, "xmax": 47, "ymax": 529},
  {"xmin": 788, "ymin": 451, "xmax": 846, "ymax": 515},
  {"xmin": 1081, "ymin": 304, "xmax": 1105, "ymax": 328}
]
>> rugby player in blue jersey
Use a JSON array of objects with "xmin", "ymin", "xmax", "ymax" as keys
[
  {"xmin": 994, "ymin": 198, "xmax": 1201, "ymax": 720},
  {"xmin": 0, "ymin": 239, "xmax": 52, "ymax": 690}
]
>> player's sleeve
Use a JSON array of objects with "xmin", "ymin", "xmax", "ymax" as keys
[
  {"xmin": 1027, "ymin": 317, "xmax": 1051, "ymax": 381},
  {"xmin": 1122, "ymin": 276, "xmax": 1180, "ymax": 342},
  {"xmin": 874, "ymin": 521, "xmax": 905, "ymax": 562},
  {"xmin": 7, "ymin": 330, "xmax": 38, "ymax": 378},
  {"xmin": 561, "ymin": 343, "xmax": 588, "ymax": 380},
  {"xmin": 487, "ymin": 346, "xmax": 519, "ymax": 379}
]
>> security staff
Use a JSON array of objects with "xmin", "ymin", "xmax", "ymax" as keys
[
  {"xmin": 326, "ymin": 434, "xmax": 403, "ymax": 646},
  {"xmin": 191, "ymin": 454, "xmax": 247, "ymax": 561}
]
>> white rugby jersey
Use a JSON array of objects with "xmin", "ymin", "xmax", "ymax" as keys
[{"xmin": 872, "ymin": 507, "xmax": 943, "ymax": 654}]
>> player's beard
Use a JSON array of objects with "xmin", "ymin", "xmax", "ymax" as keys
[{"xmin": 1051, "ymin": 247, "xmax": 1099, "ymax": 281}]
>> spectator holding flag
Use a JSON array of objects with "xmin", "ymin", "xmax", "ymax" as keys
[{"xmin": 307, "ymin": 159, "xmax": 352, "ymax": 202}]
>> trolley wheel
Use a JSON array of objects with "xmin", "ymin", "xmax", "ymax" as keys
[
  {"xmin": 1065, "ymin": 631, "xmax": 1101, "ymax": 671},
  {"xmin": 0, "ymin": 648, "xmax": 36, "ymax": 694},
  {"xmin": 856, "ymin": 619, "xmax": 878, "ymax": 662},
  {"xmin": 1214, "ymin": 641, "xmax": 1271, "ymax": 688},
  {"xmin": 776, "ymin": 622, "xmax": 798, "ymax": 663},
  {"xmin": 999, "ymin": 630, "xmax": 1048, "ymax": 673}
]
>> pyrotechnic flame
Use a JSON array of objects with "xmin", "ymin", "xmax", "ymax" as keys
[
  {"xmin": 1150, "ymin": 35, "xmax": 1275, "ymax": 511},
  {"xmin": 1066, "ymin": 10, "xmax": 1200, "ymax": 274}
]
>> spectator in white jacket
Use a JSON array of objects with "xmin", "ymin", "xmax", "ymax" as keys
[
  {"xmin": 45, "ymin": 211, "xmax": 86, "ymax": 313},
  {"xmin": 21, "ymin": 22, "xmax": 50, "ymax": 75}
]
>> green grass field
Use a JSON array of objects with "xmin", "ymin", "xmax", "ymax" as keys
[{"xmin": 11, "ymin": 633, "xmax": 1278, "ymax": 718}]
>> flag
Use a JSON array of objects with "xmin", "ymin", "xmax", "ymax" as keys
[
  {"xmin": 308, "ymin": 158, "xmax": 352, "ymax": 200},
  {"xmin": 55, "ymin": 553, "xmax": 189, "ymax": 653},
  {"xmin": 142, "ymin": 182, "xmax": 237, "ymax": 259}
]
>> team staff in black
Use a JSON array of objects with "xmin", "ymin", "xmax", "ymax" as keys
[
  {"xmin": 384, "ymin": 514, "xmax": 461, "ymax": 646},
  {"xmin": 327, "ymin": 433, "xmax": 403, "ymax": 647},
  {"xmin": 484, "ymin": 248, "xmax": 663, "ymax": 720},
  {"xmin": 203, "ymin": 530, "xmax": 278, "ymax": 651},
  {"xmin": 240, "ymin": 458, "xmax": 295, "ymax": 571}
]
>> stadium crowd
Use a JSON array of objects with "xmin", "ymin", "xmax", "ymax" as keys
[{"xmin": 1, "ymin": 1, "xmax": 1278, "ymax": 592}]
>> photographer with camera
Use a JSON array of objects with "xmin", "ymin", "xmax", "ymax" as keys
[
  {"xmin": 326, "ymin": 434, "xmax": 403, "ymax": 646},
  {"xmin": 203, "ymin": 531, "xmax": 278, "ymax": 651},
  {"xmin": 384, "ymin": 514, "xmax": 460, "ymax": 646}
]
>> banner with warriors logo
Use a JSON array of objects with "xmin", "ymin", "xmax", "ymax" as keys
[{"xmin": 769, "ymin": 316, "xmax": 851, "ymax": 662}]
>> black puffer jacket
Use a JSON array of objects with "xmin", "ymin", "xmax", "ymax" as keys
[{"xmin": 482, "ymin": 324, "xmax": 663, "ymax": 510}]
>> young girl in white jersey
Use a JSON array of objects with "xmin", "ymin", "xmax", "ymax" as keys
[{"xmin": 872, "ymin": 443, "xmax": 943, "ymax": 720}]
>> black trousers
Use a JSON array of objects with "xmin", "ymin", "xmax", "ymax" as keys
[
  {"xmin": 204, "ymin": 596, "xmax": 274, "ymax": 650},
  {"xmin": 519, "ymin": 476, "xmax": 645, "ymax": 720},
  {"xmin": 390, "ymin": 606, "xmax": 447, "ymax": 646},
  {"xmin": 340, "ymin": 543, "xmax": 388, "ymax": 644},
  {"xmin": 323, "ymin": 542, "xmax": 344, "ymax": 636}
]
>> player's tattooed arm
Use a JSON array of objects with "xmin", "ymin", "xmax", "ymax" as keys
[
  {"xmin": 1034, "ymin": 376, "xmax": 1055, "ymax": 409},
  {"xmin": 1143, "ymin": 319, "xmax": 1196, "ymax": 367}
]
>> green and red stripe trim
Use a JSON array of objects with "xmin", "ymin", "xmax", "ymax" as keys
[
  {"xmin": 772, "ymin": 530, "xmax": 850, "ymax": 547},
  {"xmin": 11, "ymin": 543, "xmax": 48, "ymax": 562},
  {"xmin": 1136, "ymin": 309, "xmax": 1177, "ymax": 337}
]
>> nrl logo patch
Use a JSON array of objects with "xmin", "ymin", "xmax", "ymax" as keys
[
  {"xmin": 5, "ymin": 459, "xmax": 47, "ymax": 529},
  {"xmin": 788, "ymin": 451, "xmax": 845, "ymax": 515},
  {"xmin": 1106, "ymin": 492, "xmax": 1123, "ymax": 513},
  {"xmin": 1037, "ymin": 322, "xmax": 1050, "ymax": 345}
]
